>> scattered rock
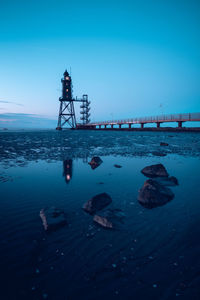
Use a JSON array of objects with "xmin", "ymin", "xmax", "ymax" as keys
[
  {"xmin": 95, "ymin": 208, "xmax": 126, "ymax": 229},
  {"xmin": 93, "ymin": 215, "xmax": 113, "ymax": 229},
  {"xmin": 114, "ymin": 164, "xmax": 122, "ymax": 168},
  {"xmin": 160, "ymin": 142, "xmax": 169, "ymax": 146},
  {"xmin": 154, "ymin": 176, "xmax": 179, "ymax": 186},
  {"xmin": 138, "ymin": 179, "xmax": 174, "ymax": 208},
  {"xmin": 83, "ymin": 193, "xmax": 112, "ymax": 214},
  {"xmin": 39, "ymin": 207, "xmax": 67, "ymax": 232},
  {"xmin": 141, "ymin": 164, "xmax": 169, "ymax": 177},
  {"xmin": 88, "ymin": 156, "xmax": 103, "ymax": 169},
  {"xmin": 152, "ymin": 151, "xmax": 167, "ymax": 157}
]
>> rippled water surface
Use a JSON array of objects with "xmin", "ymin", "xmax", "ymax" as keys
[{"xmin": 0, "ymin": 130, "xmax": 200, "ymax": 300}]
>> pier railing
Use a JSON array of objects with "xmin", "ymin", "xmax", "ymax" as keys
[{"xmin": 88, "ymin": 112, "xmax": 200, "ymax": 126}]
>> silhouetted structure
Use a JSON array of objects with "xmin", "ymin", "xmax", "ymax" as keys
[
  {"xmin": 80, "ymin": 95, "xmax": 91, "ymax": 125},
  {"xmin": 56, "ymin": 70, "xmax": 91, "ymax": 130},
  {"xmin": 83, "ymin": 112, "xmax": 200, "ymax": 130},
  {"xmin": 57, "ymin": 71, "xmax": 76, "ymax": 130}
]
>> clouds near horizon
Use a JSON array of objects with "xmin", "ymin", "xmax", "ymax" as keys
[{"xmin": 0, "ymin": 113, "xmax": 56, "ymax": 128}]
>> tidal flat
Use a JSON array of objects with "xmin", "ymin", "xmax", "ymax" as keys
[{"xmin": 0, "ymin": 130, "xmax": 200, "ymax": 300}]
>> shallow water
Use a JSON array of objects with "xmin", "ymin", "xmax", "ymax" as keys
[{"xmin": 0, "ymin": 130, "xmax": 200, "ymax": 300}]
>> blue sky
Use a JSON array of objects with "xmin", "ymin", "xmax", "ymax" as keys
[{"xmin": 0, "ymin": 0, "xmax": 199, "ymax": 128}]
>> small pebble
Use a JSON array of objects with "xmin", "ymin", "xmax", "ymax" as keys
[
  {"xmin": 36, "ymin": 268, "xmax": 40, "ymax": 274},
  {"xmin": 43, "ymin": 293, "xmax": 48, "ymax": 299},
  {"xmin": 153, "ymin": 284, "xmax": 157, "ymax": 288},
  {"xmin": 112, "ymin": 264, "xmax": 117, "ymax": 268}
]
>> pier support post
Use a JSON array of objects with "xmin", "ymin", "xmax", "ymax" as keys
[
  {"xmin": 129, "ymin": 124, "xmax": 132, "ymax": 129},
  {"xmin": 178, "ymin": 121, "xmax": 183, "ymax": 128},
  {"xmin": 119, "ymin": 124, "xmax": 122, "ymax": 129},
  {"xmin": 105, "ymin": 125, "xmax": 107, "ymax": 129},
  {"xmin": 111, "ymin": 124, "xmax": 113, "ymax": 129},
  {"xmin": 156, "ymin": 122, "xmax": 161, "ymax": 128},
  {"xmin": 141, "ymin": 123, "xmax": 144, "ymax": 129}
]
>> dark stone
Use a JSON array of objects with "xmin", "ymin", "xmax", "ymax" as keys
[
  {"xmin": 40, "ymin": 207, "xmax": 67, "ymax": 232},
  {"xmin": 88, "ymin": 156, "xmax": 103, "ymax": 169},
  {"xmin": 138, "ymin": 179, "xmax": 174, "ymax": 208},
  {"xmin": 114, "ymin": 164, "xmax": 122, "ymax": 168},
  {"xmin": 160, "ymin": 142, "xmax": 169, "ymax": 146},
  {"xmin": 83, "ymin": 193, "xmax": 112, "ymax": 214},
  {"xmin": 141, "ymin": 164, "xmax": 169, "ymax": 177},
  {"xmin": 93, "ymin": 215, "xmax": 113, "ymax": 229},
  {"xmin": 152, "ymin": 151, "xmax": 167, "ymax": 157},
  {"xmin": 154, "ymin": 176, "xmax": 179, "ymax": 186}
]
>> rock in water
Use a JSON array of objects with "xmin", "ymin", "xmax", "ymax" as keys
[
  {"xmin": 114, "ymin": 164, "xmax": 122, "ymax": 168},
  {"xmin": 138, "ymin": 179, "xmax": 174, "ymax": 208},
  {"xmin": 160, "ymin": 142, "xmax": 169, "ymax": 146},
  {"xmin": 83, "ymin": 193, "xmax": 112, "ymax": 214},
  {"xmin": 93, "ymin": 215, "xmax": 113, "ymax": 229},
  {"xmin": 154, "ymin": 176, "xmax": 179, "ymax": 186},
  {"xmin": 141, "ymin": 164, "xmax": 169, "ymax": 177},
  {"xmin": 88, "ymin": 156, "xmax": 103, "ymax": 170},
  {"xmin": 40, "ymin": 207, "xmax": 67, "ymax": 232}
]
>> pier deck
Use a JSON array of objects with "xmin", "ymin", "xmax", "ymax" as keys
[{"xmin": 77, "ymin": 112, "xmax": 200, "ymax": 131}]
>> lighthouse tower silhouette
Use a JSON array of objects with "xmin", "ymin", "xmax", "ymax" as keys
[{"xmin": 56, "ymin": 70, "xmax": 76, "ymax": 130}]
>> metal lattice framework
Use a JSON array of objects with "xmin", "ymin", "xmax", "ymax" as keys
[
  {"xmin": 56, "ymin": 71, "xmax": 91, "ymax": 130},
  {"xmin": 80, "ymin": 95, "xmax": 91, "ymax": 125},
  {"xmin": 56, "ymin": 70, "xmax": 76, "ymax": 129}
]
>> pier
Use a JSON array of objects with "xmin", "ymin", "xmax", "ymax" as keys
[
  {"xmin": 77, "ymin": 112, "xmax": 200, "ymax": 131},
  {"xmin": 56, "ymin": 71, "xmax": 200, "ymax": 131}
]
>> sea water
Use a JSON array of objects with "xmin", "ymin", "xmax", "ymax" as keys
[{"xmin": 0, "ymin": 130, "xmax": 200, "ymax": 300}]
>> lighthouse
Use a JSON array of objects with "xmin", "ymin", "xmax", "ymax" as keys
[
  {"xmin": 56, "ymin": 70, "xmax": 76, "ymax": 130},
  {"xmin": 56, "ymin": 70, "xmax": 91, "ymax": 130}
]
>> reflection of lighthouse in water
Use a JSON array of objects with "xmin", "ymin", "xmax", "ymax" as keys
[{"xmin": 63, "ymin": 159, "xmax": 73, "ymax": 184}]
